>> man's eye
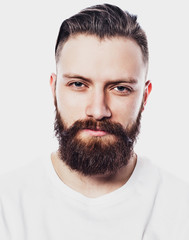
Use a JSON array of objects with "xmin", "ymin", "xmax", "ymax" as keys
[
  {"xmin": 70, "ymin": 82, "xmax": 85, "ymax": 88},
  {"xmin": 114, "ymin": 86, "xmax": 131, "ymax": 93},
  {"xmin": 115, "ymin": 86, "xmax": 126, "ymax": 91}
]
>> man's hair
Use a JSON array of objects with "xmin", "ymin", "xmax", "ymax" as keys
[{"xmin": 55, "ymin": 4, "xmax": 148, "ymax": 64}]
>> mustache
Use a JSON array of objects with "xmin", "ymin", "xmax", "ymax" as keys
[
  {"xmin": 64, "ymin": 119, "xmax": 127, "ymax": 135},
  {"xmin": 55, "ymin": 116, "xmax": 135, "ymax": 146}
]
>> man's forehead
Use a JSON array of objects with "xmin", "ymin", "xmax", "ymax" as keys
[
  {"xmin": 56, "ymin": 34, "xmax": 147, "ymax": 83},
  {"xmin": 58, "ymin": 34, "xmax": 143, "ymax": 61}
]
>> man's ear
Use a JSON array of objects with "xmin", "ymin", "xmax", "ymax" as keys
[
  {"xmin": 142, "ymin": 80, "xmax": 152, "ymax": 111},
  {"xmin": 50, "ymin": 73, "xmax": 57, "ymax": 98}
]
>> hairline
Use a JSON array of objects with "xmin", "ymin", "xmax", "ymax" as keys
[{"xmin": 55, "ymin": 33, "xmax": 149, "ymax": 67}]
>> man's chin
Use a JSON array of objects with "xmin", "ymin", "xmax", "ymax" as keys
[{"xmin": 54, "ymin": 107, "xmax": 142, "ymax": 176}]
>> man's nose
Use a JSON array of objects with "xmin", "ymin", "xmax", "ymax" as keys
[{"xmin": 85, "ymin": 91, "xmax": 112, "ymax": 120}]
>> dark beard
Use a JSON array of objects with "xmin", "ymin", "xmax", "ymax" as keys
[{"xmin": 54, "ymin": 108, "xmax": 142, "ymax": 176}]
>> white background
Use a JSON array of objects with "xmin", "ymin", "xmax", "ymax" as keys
[{"xmin": 0, "ymin": 0, "xmax": 189, "ymax": 183}]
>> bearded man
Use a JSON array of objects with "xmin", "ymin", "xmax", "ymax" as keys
[{"xmin": 0, "ymin": 4, "xmax": 189, "ymax": 240}]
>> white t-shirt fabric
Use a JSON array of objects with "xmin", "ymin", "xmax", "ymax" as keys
[{"xmin": 0, "ymin": 155, "xmax": 189, "ymax": 240}]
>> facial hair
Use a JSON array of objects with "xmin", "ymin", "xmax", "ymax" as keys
[{"xmin": 54, "ymin": 105, "xmax": 142, "ymax": 176}]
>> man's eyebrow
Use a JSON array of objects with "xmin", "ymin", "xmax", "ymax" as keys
[
  {"xmin": 105, "ymin": 78, "xmax": 138, "ymax": 85},
  {"xmin": 63, "ymin": 73, "xmax": 138, "ymax": 84},
  {"xmin": 63, "ymin": 74, "xmax": 92, "ymax": 83}
]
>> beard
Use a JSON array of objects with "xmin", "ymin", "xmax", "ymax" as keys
[{"xmin": 54, "ymin": 104, "xmax": 142, "ymax": 176}]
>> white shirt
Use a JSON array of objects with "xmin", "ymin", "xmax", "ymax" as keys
[{"xmin": 0, "ymin": 155, "xmax": 189, "ymax": 239}]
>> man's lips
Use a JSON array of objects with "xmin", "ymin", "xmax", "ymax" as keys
[{"xmin": 82, "ymin": 129, "xmax": 108, "ymax": 137}]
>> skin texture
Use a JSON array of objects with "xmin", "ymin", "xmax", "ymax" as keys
[{"xmin": 50, "ymin": 34, "xmax": 152, "ymax": 198}]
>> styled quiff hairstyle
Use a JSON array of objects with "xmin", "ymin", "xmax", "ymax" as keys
[{"xmin": 55, "ymin": 4, "xmax": 148, "ymax": 64}]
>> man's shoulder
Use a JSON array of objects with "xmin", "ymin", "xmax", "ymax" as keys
[
  {"xmin": 139, "ymin": 156, "xmax": 189, "ymax": 186},
  {"xmin": 138, "ymin": 157, "xmax": 189, "ymax": 238},
  {"xmin": 139, "ymin": 156, "xmax": 189, "ymax": 214},
  {"xmin": 137, "ymin": 156, "xmax": 189, "ymax": 200},
  {"xmin": 0, "ymin": 156, "xmax": 50, "ymax": 197},
  {"xmin": 158, "ymin": 165, "xmax": 189, "ymax": 208}
]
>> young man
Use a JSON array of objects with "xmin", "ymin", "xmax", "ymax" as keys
[{"xmin": 1, "ymin": 4, "xmax": 189, "ymax": 239}]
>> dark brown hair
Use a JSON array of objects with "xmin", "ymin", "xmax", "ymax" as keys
[{"xmin": 55, "ymin": 4, "xmax": 148, "ymax": 64}]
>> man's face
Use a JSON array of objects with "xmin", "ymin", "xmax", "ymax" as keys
[
  {"xmin": 51, "ymin": 34, "xmax": 151, "ymax": 175},
  {"xmin": 52, "ymin": 35, "xmax": 150, "ymax": 133}
]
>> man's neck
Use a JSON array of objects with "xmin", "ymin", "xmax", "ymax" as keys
[{"xmin": 51, "ymin": 151, "xmax": 137, "ymax": 198}]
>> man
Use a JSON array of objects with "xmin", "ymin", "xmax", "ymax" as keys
[{"xmin": 0, "ymin": 3, "xmax": 189, "ymax": 240}]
